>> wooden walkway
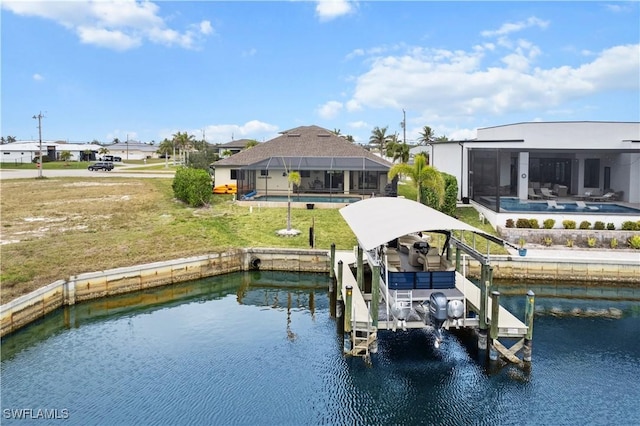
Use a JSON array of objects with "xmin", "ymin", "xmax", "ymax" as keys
[
  {"xmin": 334, "ymin": 251, "xmax": 372, "ymax": 325},
  {"xmin": 455, "ymin": 274, "xmax": 528, "ymax": 338}
]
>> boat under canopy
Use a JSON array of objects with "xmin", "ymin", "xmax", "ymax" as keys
[{"xmin": 340, "ymin": 197, "xmax": 493, "ymax": 251}]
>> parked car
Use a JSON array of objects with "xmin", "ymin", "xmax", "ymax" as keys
[
  {"xmin": 102, "ymin": 155, "xmax": 122, "ymax": 162},
  {"xmin": 88, "ymin": 162, "xmax": 114, "ymax": 171}
]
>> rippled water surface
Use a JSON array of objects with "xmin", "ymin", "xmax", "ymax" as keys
[{"xmin": 2, "ymin": 271, "xmax": 639, "ymax": 425}]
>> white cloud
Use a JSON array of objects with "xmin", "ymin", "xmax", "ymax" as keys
[
  {"xmin": 315, "ymin": 0, "xmax": 356, "ymax": 22},
  {"xmin": 481, "ymin": 16, "xmax": 549, "ymax": 38},
  {"xmin": 344, "ymin": 37, "xmax": 640, "ymax": 127},
  {"xmin": 2, "ymin": 0, "xmax": 213, "ymax": 51},
  {"xmin": 33, "ymin": 73, "xmax": 44, "ymax": 81},
  {"xmin": 317, "ymin": 101, "xmax": 343, "ymax": 119}
]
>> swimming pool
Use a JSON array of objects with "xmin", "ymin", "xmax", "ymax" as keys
[
  {"xmin": 497, "ymin": 197, "xmax": 640, "ymax": 214},
  {"xmin": 253, "ymin": 195, "xmax": 362, "ymax": 204}
]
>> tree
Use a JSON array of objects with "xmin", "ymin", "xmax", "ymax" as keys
[
  {"xmin": 332, "ymin": 128, "xmax": 341, "ymax": 136},
  {"xmin": 113, "ymin": 137, "xmax": 120, "ymax": 144},
  {"xmin": 344, "ymin": 135, "xmax": 355, "ymax": 143},
  {"xmin": 286, "ymin": 171, "xmax": 301, "ymax": 231},
  {"xmin": 98, "ymin": 147, "xmax": 109, "ymax": 158},
  {"xmin": 172, "ymin": 131, "xmax": 196, "ymax": 164},
  {"xmin": 418, "ymin": 126, "xmax": 435, "ymax": 146},
  {"xmin": 60, "ymin": 150, "xmax": 72, "ymax": 163},
  {"xmin": 157, "ymin": 138, "xmax": 174, "ymax": 168},
  {"xmin": 388, "ymin": 153, "xmax": 444, "ymax": 206},
  {"xmin": 244, "ymin": 139, "xmax": 259, "ymax": 149},
  {"xmin": 369, "ymin": 126, "xmax": 391, "ymax": 154}
]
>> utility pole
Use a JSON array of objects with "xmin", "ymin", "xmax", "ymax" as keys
[
  {"xmin": 32, "ymin": 112, "xmax": 44, "ymax": 178},
  {"xmin": 126, "ymin": 133, "xmax": 129, "ymax": 161},
  {"xmin": 402, "ymin": 109, "xmax": 406, "ymax": 145}
]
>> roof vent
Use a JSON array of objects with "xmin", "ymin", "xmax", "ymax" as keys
[
  {"xmin": 287, "ymin": 133, "xmax": 301, "ymax": 137},
  {"xmin": 318, "ymin": 133, "xmax": 330, "ymax": 137}
]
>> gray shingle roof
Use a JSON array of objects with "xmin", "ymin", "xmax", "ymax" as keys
[
  {"xmin": 218, "ymin": 139, "xmax": 255, "ymax": 149},
  {"xmin": 213, "ymin": 125, "xmax": 391, "ymax": 170}
]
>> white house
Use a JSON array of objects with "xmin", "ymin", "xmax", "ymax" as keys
[
  {"xmin": 0, "ymin": 141, "xmax": 104, "ymax": 163},
  {"xmin": 427, "ymin": 121, "xmax": 640, "ymax": 204}
]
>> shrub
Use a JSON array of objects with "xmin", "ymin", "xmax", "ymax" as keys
[
  {"xmin": 593, "ymin": 221, "xmax": 605, "ymax": 230},
  {"xmin": 172, "ymin": 167, "xmax": 213, "ymax": 207},
  {"xmin": 516, "ymin": 218, "xmax": 531, "ymax": 228},
  {"xmin": 505, "ymin": 219, "xmax": 515, "ymax": 228},
  {"xmin": 628, "ymin": 235, "xmax": 640, "ymax": 250},
  {"xmin": 621, "ymin": 221, "xmax": 639, "ymax": 231},
  {"xmin": 566, "ymin": 238, "xmax": 574, "ymax": 247},
  {"xmin": 579, "ymin": 220, "xmax": 591, "ymax": 230},
  {"xmin": 587, "ymin": 237, "xmax": 597, "ymax": 248},
  {"xmin": 529, "ymin": 218, "xmax": 540, "ymax": 229},
  {"xmin": 610, "ymin": 238, "xmax": 618, "ymax": 249},
  {"xmin": 542, "ymin": 236, "xmax": 553, "ymax": 246},
  {"xmin": 606, "ymin": 223, "xmax": 615, "ymax": 230},
  {"xmin": 562, "ymin": 220, "xmax": 576, "ymax": 230},
  {"xmin": 543, "ymin": 219, "xmax": 555, "ymax": 229}
]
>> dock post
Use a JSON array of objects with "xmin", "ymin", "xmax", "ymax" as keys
[
  {"xmin": 371, "ymin": 264, "xmax": 380, "ymax": 327},
  {"xmin": 455, "ymin": 247, "xmax": 461, "ymax": 271},
  {"xmin": 524, "ymin": 290, "xmax": 535, "ymax": 363},
  {"xmin": 335, "ymin": 261, "xmax": 344, "ymax": 332},
  {"xmin": 489, "ymin": 291, "xmax": 500, "ymax": 361},
  {"xmin": 356, "ymin": 246, "xmax": 364, "ymax": 291},
  {"xmin": 344, "ymin": 285, "xmax": 353, "ymax": 333},
  {"xmin": 329, "ymin": 279, "xmax": 336, "ymax": 318},
  {"xmin": 478, "ymin": 264, "xmax": 490, "ymax": 351},
  {"xmin": 330, "ymin": 243, "xmax": 336, "ymax": 279}
]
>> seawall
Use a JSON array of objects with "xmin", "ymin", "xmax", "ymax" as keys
[{"xmin": 2, "ymin": 247, "xmax": 638, "ymax": 337}]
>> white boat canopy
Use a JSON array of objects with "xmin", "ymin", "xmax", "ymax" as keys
[{"xmin": 340, "ymin": 197, "xmax": 493, "ymax": 251}]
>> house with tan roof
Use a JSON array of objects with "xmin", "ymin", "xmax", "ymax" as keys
[{"xmin": 211, "ymin": 125, "xmax": 395, "ymax": 198}]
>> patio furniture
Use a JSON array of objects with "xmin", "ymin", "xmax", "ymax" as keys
[
  {"xmin": 575, "ymin": 201, "xmax": 599, "ymax": 210},
  {"xmin": 540, "ymin": 188, "xmax": 557, "ymax": 199},
  {"xmin": 528, "ymin": 188, "xmax": 542, "ymax": 200},
  {"xmin": 589, "ymin": 192, "xmax": 616, "ymax": 202},
  {"xmin": 547, "ymin": 200, "xmax": 565, "ymax": 209}
]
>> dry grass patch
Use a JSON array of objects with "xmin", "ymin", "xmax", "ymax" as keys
[{"xmin": 1, "ymin": 177, "xmax": 356, "ymax": 303}]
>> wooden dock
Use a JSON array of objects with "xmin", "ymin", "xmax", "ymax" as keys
[{"xmin": 334, "ymin": 250, "xmax": 372, "ymax": 325}]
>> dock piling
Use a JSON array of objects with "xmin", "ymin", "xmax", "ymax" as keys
[
  {"xmin": 356, "ymin": 246, "xmax": 364, "ymax": 291},
  {"xmin": 330, "ymin": 243, "xmax": 336, "ymax": 279},
  {"xmin": 345, "ymin": 285, "xmax": 353, "ymax": 334},
  {"xmin": 524, "ymin": 290, "xmax": 535, "ymax": 362},
  {"xmin": 371, "ymin": 264, "xmax": 380, "ymax": 327},
  {"xmin": 489, "ymin": 290, "xmax": 500, "ymax": 361}
]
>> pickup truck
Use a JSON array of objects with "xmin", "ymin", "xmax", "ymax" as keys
[{"xmin": 88, "ymin": 162, "xmax": 114, "ymax": 171}]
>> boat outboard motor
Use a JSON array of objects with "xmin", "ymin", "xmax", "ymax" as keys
[{"xmin": 429, "ymin": 292, "xmax": 448, "ymax": 348}]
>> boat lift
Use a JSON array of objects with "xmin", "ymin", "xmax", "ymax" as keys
[{"xmin": 331, "ymin": 197, "xmax": 535, "ymax": 364}]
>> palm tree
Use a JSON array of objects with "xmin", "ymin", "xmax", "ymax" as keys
[
  {"xmin": 388, "ymin": 153, "xmax": 444, "ymax": 206},
  {"xmin": 172, "ymin": 131, "xmax": 196, "ymax": 164},
  {"xmin": 98, "ymin": 147, "xmax": 109, "ymax": 158},
  {"xmin": 344, "ymin": 135, "xmax": 355, "ymax": 143},
  {"xmin": 418, "ymin": 126, "xmax": 435, "ymax": 146},
  {"xmin": 369, "ymin": 126, "xmax": 390, "ymax": 154},
  {"xmin": 60, "ymin": 150, "xmax": 72, "ymax": 164},
  {"xmin": 112, "ymin": 137, "xmax": 120, "ymax": 144},
  {"xmin": 332, "ymin": 128, "xmax": 341, "ymax": 136},
  {"xmin": 286, "ymin": 171, "xmax": 301, "ymax": 231},
  {"xmin": 157, "ymin": 138, "xmax": 174, "ymax": 168}
]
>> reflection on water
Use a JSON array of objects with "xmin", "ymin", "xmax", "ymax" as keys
[{"xmin": 2, "ymin": 271, "xmax": 639, "ymax": 425}]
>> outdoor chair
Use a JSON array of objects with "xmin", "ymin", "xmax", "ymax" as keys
[
  {"xmin": 575, "ymin": 201, "xmax": 598, "ymax": 210},
  {"xmin": 539, "ymin": 188, "xmax": 557, "ymax": 199},
  {"xmin": 546, "ymin": 200, "xmax": 565, "ymax": 209},
  {"xmin": 589, "ymin": 192, "xmax": 616, "ymax": 202},
  {"xmin": 528, "ymin": 188, "xmax": 542, "ymax": 200}
]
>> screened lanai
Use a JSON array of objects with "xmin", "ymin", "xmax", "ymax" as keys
[{"xmin": 235, "ymin": 155, "xmax": 396, "ymax": 198}]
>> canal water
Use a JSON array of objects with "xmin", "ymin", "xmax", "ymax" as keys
[{"xmin": 2, "ymin": 271, "xmax": 639, "ymax": 425}]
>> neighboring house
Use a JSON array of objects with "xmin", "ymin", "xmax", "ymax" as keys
[
  {"xmin": 427, "ymin": 121, "xmax": 640, "ymax": 206},
  {"xmin": 0, "ymin": 141, "xmax": 103, "ymax": 163},
  {"xmin": 211, "ymin": 125, "xmax": 394, "ymax": 197},
  {"xmin": 215, "ymin": 139, "xmax": 256, "ymax": 157},
  {"xmin": 105, "ymin": 141, "xmax": 158, "ymax": 160}
]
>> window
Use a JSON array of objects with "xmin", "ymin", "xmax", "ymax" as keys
[
  {"xmin": 584, "ymin": 159, "xmax": 600, "ymax": 187},
  {"xmin": 260, "ymin": 169, "xmax": 269, "ymax": 176},
  {"xmin": 230, "ymin": 169, "xmax": 245, "ymax": 180},
  {"xmin": 299, "ymin": 170, "xmax": 311, "ymax": 178}
]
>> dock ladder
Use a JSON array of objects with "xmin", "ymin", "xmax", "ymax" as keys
[{"xmin": 348, "ymin": 303, "xmax": 377, "ymax": 358}]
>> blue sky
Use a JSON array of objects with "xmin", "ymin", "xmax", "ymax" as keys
[{"xmin": 2, "ymin": 1, "xmax": 638, "ymax": 145}]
